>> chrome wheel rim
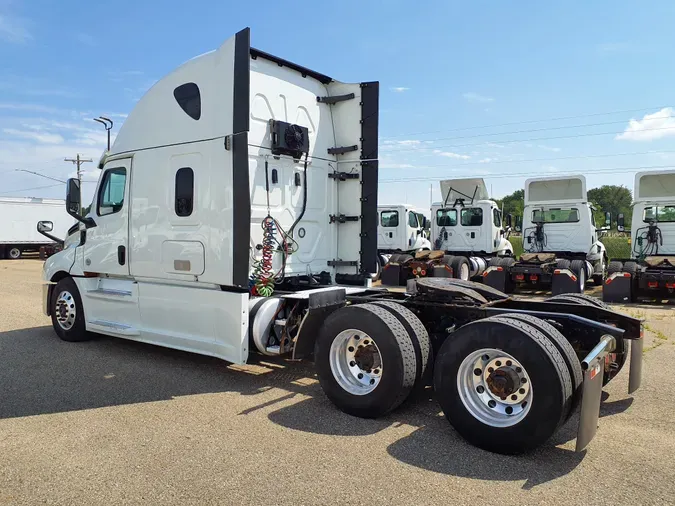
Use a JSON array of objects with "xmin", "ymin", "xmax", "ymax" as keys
[
  {"xmin": 8, "ymin": 248, "xmax": 20, "ymax": 259},
  {"xmin": 329, "ymin": 329, "xmax": 383, "ymax": 395},
  {"xmin": 55, "ymin": 290, "xmax": 76, "ymax": 330},
  {"xmin": 457, "ymin": 348, "xmax": 533, "ymax": 427},
  {"xmin": 460, "ymin": 263, "xmax": 470, "ymax": 280}
]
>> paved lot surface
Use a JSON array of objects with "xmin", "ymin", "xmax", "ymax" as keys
[{"xmin": 1, "ymin": 259, "xmax": 674, "ymax": 505}]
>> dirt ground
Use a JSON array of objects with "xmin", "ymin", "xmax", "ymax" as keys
[{"xmin": 1, "ymin": 259, "xmax": 674, "ymax": 505}]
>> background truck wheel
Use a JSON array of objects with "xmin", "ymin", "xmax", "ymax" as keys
[
  {"xmin": 545, "ymin": 293, "xmax": 628, "ymax": 383},
  {"xmin": 370, "ymin": 255, "xmax": 382, "ymax": 282},
  {"xmin": 607, "ymin": 260, "xmax": 623, "ymax": 276},
  {"xmin": 451, "ymin": 256, "xmax": 470, "ymax": 281},
  {"xmin": 570, "ymin": 259, "xmax": 586, "ymax": 292},
  {"xmin": 556, "ymin": 258, "xmax": 571, "ymax": 270},
  {"xmin": 489, "ymin": 257, "xmax": 501, "ymax": 267},
  {"xmin": 315, "ymin": 304, "xmax": 417, "ymax": 418},
  {"xmin": 493, "ymin": 313, "xmax": 582, "ymax": 419},
  {"xmin": 7, "ymin": 247, "xmax": 22, "ymax": 259},
  {"xmin": 50, "ymin": 277, "xmax": 90, "ymax": 342},
  {"xmin": 370, "ymin": 301, "xmax": 433, "ymax": 389},
  {"xmin": 433, "ymin": 316, "xmax": 573, "ymax": 454}
]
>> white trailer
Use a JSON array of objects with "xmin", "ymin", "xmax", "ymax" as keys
[
  {"xmin": 40, "ymin": 28, "xmax": 642, "ymax": 455},
  {"xmin": 0, "ymin": 197, "xmax": 72, "ymax": 259},
  {"xmin": 485, "ymin": 175, "xmax": 610, "ymax": 294}
]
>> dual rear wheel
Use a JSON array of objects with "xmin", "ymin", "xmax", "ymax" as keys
[{"xmin": 315, "ymin": 304, "xmax": 582, "ymax": 454}]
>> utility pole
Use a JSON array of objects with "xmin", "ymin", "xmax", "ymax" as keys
[
  {"xmin": 64, "ymin": 154, "xmax": 92, "ymax": 182},
  {"xmin": 429, "ymin": 183, "xmax": 433, "ymax": 208}
]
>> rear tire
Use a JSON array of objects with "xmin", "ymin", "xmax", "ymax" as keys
[
  {"xmin": 451, "ymin": 256, "xmax": 471, "ymax": 281},
  {"xmin": 433, "ymin": 316, "xmax": 573, "ymax": 454},
  {"xmin": 50, "ymin": 277, "xmax": 90, "ymax": 342},
  {"xmin": 607, "ymin": 260, "xmax": 623, "ymax": 276},
  {"xmin": 556, "ymin": 258, "xmax": 571, "ymax": 270},
  {"xmin": 570, "ymin": 259, "xmax": 586, "ymax": 292},
  {"xmin": 370, "ymin": 301, "xmax": 433, "ymax": 389},
  {"xmin": 315, "ymin": 304, "xmax": 417, "ymax": 418},
  {"xmin": 7, "ymin": 247, "xmax": 21, "ymax": 259}
]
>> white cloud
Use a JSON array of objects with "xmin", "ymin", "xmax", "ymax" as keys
[
  {"xmin": 433, "ymin": 149, "xmax": 470, "ymax": 160},
  {"xmin": 3, "ymin": 128, "xmax": 64, "ymax": 144},
  {"xmin": 478, "ymin": 158, "xmax": 493, "ymax": 163},
  {"xmin": 616, "ymin": 107, "xmax": 675, "ymax": 141},
  {"xmin": 463, "ymin": 92, "xmax": 494, "ymax": 103},
  {"xmin": 485, "ymin": 142, "xmax": 505, "ymax": 149},
  {"xmin": 537, "ymin": 144, "xmax": 561, "ymax": 152},
  {"xmin": 390, "ymin": 87, "xmax": 410, "ymax": 93},
  {"xmin": 0, "ymin": 13, "xmax": 31, "ymax": 44}
]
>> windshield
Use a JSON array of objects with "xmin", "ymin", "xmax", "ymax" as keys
[
  {"xmin": 532, "ymin": 208, "xmax": 579, "ymax": 223},
  {"xmin": 644, "ymin": 206, "xmax": 675, "ymax": 223}
]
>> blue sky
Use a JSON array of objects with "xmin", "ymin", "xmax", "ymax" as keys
[{"xmin": 1, "ymin": 0, "xmax": 675, "ymax": 213}]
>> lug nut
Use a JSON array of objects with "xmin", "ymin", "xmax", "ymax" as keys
[
  {"xmin": 474, "ymin": 368, "xmax": 482, "ymax": 376},
  {"xmin": 511, "ymin": 395, "xmax": 518, "ymax": 401},
  {"xmin": 488, "ymin": 367, "xmax": 494, "ymax": 373},
  {"xmin": 373, "ymin": 369, "xmax": 380, "ymax": 374},
  {"xmin": 516, "ymin": 367, "xmax": 522, "ymax": 373},
  {"xmin": 476, "ymin": 385, "xmax": 485, "ymax": 394},
  {"xmin": 363, "ymin": 340, "xmax": 370, "ymax": 345},
  {"xmin": 495, "ymin": 360, "xmax": 502, "ymax": 367},
  {"xmin": 506, "ymin": 360, "xmax": 512, "ymax": 366},
  {"xmin": 521, "ymin": 378, "xmax": 527, "ymax": 384},
  {"xmin": 488, "ymin": 400, "xmax": 496, "ymax": 408},
  {"xmin": 519, "ymin": 388, "xmax": 526, "ymax": 394}
]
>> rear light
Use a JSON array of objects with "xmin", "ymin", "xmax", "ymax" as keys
[
  {"xmin": 420, "ymin": 269, "xmax": 427, "ymax": 276},
  {"xmin": 648, "ymin": 281, "xmax": 658, "ymax": 288},
  {"xmin": 666, "ymin": 283, "xmax": 674, "ymax": 289},
  {"xmin": 554, "ymin": 269, "xmax": 561, "ymax": 274},
  {"xmin": 530, "ymin": 274, "xmax": 538, "ymax": 281},
  {"xmin": 515, "ymin": 274, "xmax": 524, "ymax": 281}
]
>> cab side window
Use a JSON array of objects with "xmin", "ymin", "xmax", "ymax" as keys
[
  {"xmin": 493, "ymin": 208, "xmax": 502, "ymax": 227},
  {"xmin": 98, "ymin": 167, "xmax": 127, "ymax": 216},
  {"xmin": 408, "ymin": 211, "xmax": 419, "ymax": 228}
]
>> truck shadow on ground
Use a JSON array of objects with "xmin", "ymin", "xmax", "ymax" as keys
[{"xmin": 0, "ymin": 326, "xmax": 633, "ymax": 489}]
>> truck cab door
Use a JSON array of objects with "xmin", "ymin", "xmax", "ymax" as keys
[
  {"xmin": 83, "ymin": 158, "xmax": 131, "ymax": 276},
  {"xmin": 407, "ymin": 210, "xmax": 422, "ymax": 249},
  {"xmin": 459, "ymin": 207, "xmax": 483, "ymax": 250}
]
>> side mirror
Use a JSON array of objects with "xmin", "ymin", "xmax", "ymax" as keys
[
  {"xmin": 36, "ymin": 220, "xmax": 63, "ymax": 245},
  {"xmin": 514, "ymin": 215, "xmax": 522, "ymax": 233},
  {"xmin": 65, "ymin": 178, "xmax": 96, "ymax": 228},
  {"xmin": 505, "ymin": 213, "xmax": 513, "ymax": 228},
  {"xmin": 37, "ymin": 221, "xmax": 53, "ymax": 233},
  {"xmin": 617, "ymin": 213, "xmax": 625, "ymax": 233},
  {"xmin": 604, "ymin": 211, "xmax": 611, "ymax": 227}
]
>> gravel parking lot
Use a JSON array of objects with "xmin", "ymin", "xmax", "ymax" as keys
[{"xmin": 1, "ymin": 259, "xmax": 674, "ymax": 505}]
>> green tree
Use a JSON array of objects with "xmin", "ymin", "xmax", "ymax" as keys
[{"xmin": 587, "ymin": 185, "xmax": 633, "ymax": 229}]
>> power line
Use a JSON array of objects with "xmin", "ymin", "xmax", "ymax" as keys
[
  {"xmin": 0, "ymin": 183, "xmax": 63, "ymax": 195},
  {"xmin": 379, "ymin": 164, "xmax": 675, "ymax": 184},
  {"xmin": 382, "ymin": 115, "xmax": 675, "ymax": 146},
  {"xmin": 380, "ymin": 149, "xmax": 675, "ymax": 170},
  {"xmin": 383, "ymin": 105, "xmax": 673, "ymax": 139},
  {"xmin": 380, "ymin": 125, "xmax": 675, "ymax": 154}
]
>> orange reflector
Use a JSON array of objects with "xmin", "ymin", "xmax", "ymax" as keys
[
  {"xmin": 497, "ymin": 266, "xmax": 503, "ymax": 271},
  {"xmin": 605, "ymin": 278, "xmax": 612, "ymax": 285},
  {"xmin": 482, "ymin": 271, "xmax": 488, "ymax": 277},
  {"xmin": 445, "ymin": 265, "xmax": 453, "ymax": 272},
  {"xmin": 623, "ymin": 273, "xmax": 631, "ymax": 278},
  {"xmin": 570, "ymin": 275, "xmax": 577, "ymax": 282},
  {"xmin": 554, "ymin": 269, "xmax": 561, "ymax": 274}
]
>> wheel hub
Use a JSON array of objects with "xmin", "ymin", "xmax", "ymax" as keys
[
  {"xmin": 54, "ymin": 290, "xmax": 76, "ymax": 331},
  {"xmin": 458, "ymin": 348, "xmax": 533, "ymax": 427},
  {"xmin": 329, "ymin": 330, "xmax": 383, "ymax": 395}
]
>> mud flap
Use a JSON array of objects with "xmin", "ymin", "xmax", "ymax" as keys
[
  {"xmin": 576, "ymin": 335, "xmax": 614, "ymax": 452},
  {"xmin": 602, "ymin": 272, "xmax": 633, "ymax": 303},
  {"xmin": 381, "ymin": 263, "xmax": 410, "ymax": 286},
  {"xmin": 482, "ymin": 266, "xmax": 508, "ymax": 292},
  {"xmin": 552, "ymin": 268, "xmax": 581, "ymax": 295}
]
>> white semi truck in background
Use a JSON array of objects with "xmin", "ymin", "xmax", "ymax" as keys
[
  {"xmin": 381, "ymin": 178, "xmax": 513, "ymax": 285},
  {"xmin": 484, "ymin": 175, "xmax": 609, "ymax": 295},
  {"xmin": 604, "ymin": 169, "xmax": 675, "ymax": 302},
  {"xmin": 376, "ymin": 204, "xmax": 431, "ymax": 279},
  {"xmin": 0, "ymin": 197, "xmax": 72, "ymax": 259},
  {"xmin": 38, "ymin": 27, "xmax": 641, "ymax": 455}
]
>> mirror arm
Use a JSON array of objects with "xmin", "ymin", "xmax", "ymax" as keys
[
  {"xmin": 67, "ymin": 208, "xmax": 96, "ymax": 229},
  {"xmin": 37, "ymin": 229, "xmax": 64, "ymax": 246}
]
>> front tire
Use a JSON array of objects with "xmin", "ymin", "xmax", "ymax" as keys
[
  {"xmin": 50, "ymin": 277, "xmax": 90, "ymax": 342},
  {"xmin": 315, "ymin": 304, "xmax": 417, "ymax": 418},
  {"xmin": 433, "ymin": 316, "xmax": 572, "ymax": 454}
]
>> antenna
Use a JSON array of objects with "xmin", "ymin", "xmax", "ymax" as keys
[{"xmin": 93, "ymin": 116, "xmax": 114, "ymax": 151}]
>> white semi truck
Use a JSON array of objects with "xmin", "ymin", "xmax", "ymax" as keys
[
  {"xmin": 376, "ymin": 204, "xmax": 431, "ymax": 279},
  {"xmin": 484, "ymin": 175, "xmax": 610, "ymax": 295},
  {"xmin": 380, "ymin": 178, "xmax": 513, "ymax": 285},
  {"xmin": 0, "ymin": 197, "xmax": 72, "ymax": 259},
  {"xmin": 40, "ymin": 28, "xmax": 642, "ymax": 455},
  {"xmin": 604, "ymin": 169, "xmax": 675, "ymax": 302}
]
